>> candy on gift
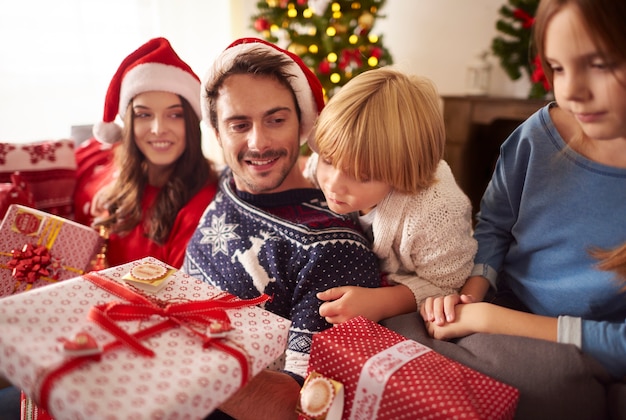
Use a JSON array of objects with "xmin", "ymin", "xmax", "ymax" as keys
[
  {"xmin": 0, "ymin": 257, "xmax": 291, "ymax": 419},
  {"xmin": 302, "ymin": 316, "xmax": 519, "ymax": 420},
  {"xmin": 0, "ymin": 204, "xmax": 102, "ymax": 296}
]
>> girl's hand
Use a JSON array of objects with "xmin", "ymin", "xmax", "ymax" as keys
[
  {"xmin": 317, "ymin": 286, "xmax": 384, "ymax": 324},
  {"xmin": 425, "ymin": 302, "xmax": 485, "ymax": 340},
  {"xmin": 420, "ymin": 293, "xmax": 477, "ymax": 326}
]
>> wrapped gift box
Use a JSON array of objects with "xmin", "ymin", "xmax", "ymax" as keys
[
  {"xmin": 304, "ymin": 316, "xmax": 519, "ymax": 420},
  {"xmin": 0, "ymin": 257, "xmax": 291, "ymax": 419},
  {"xmin": 0, "ymin": 204, "xmax": 103, "ymax": 297}
]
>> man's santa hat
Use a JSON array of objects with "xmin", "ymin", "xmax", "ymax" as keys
[
  {"xmin": 93, "ymin": 37, "xmax": 201, "ymax": 144},
  {"xmin": 202, "ymin": 37, "xmax": 325, "ymax": 145}
]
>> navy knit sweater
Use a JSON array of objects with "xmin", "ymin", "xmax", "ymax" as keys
[{"xmin": 183, "ymin": 171, "xmax": 381, "ymax": 381}]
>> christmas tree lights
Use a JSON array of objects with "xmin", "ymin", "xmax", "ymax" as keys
[{"xmin": 251, "ymin": 0, "xmax": 393, "ymax": 99}]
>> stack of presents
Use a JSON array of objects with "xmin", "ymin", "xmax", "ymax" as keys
[{"xmin": 0, "ymin": 139, "xmax": 519, "ymax": 419}]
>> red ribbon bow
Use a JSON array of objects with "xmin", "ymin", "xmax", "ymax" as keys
[
  {"xmin": 86, "ymin": 273, "xmax": 266, "ymax": 358},
  {"xmin": 513, "ymin": 8, "xmax": 535, "ymax": 29},
  {"xmin": 339, "ymin": 48, "xmax": 363, "ymax": 70},
  {"xmin": 7, "ymin": 243, "xmax": 55, "ymax": 283},
  {"xmin": 531, "ymin": 54, "xmax": 551, "ymax": 92},
  {"xmin": 38, "ymin": 271, "xmax": 269, "ymax": 411}
]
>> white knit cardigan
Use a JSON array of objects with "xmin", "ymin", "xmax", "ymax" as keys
[
  {"xmin": 305, "ymin": 155, "xmax": 478, "ymax": 306},
  {"xmin": 371, "ymin": 161, "xmax": 477, "ymax": 305}
]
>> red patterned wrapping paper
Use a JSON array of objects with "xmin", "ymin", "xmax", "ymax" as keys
[
  {"xmin": 306, "ymin": 316, "xmax": 519, "ymax": 420},
  {"xmin": 0, "ymin": 257, "xmax": 291, "ymax": 419},
  {"xmin": 0, "ymin": 204, "xmax": 102, "ymax": 297},
  {"xmin": 21, "ymin": 390, "xmax": 54, "ymax": 420}
]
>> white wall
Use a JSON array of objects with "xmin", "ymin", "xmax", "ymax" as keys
[
  {"xmin": 0, "ymin": 0, "xmax": 233, "ymax": 144},
  {"xmin": 0, "ymin": 0, "xmax": 530, "ymax": 157},
  {"xmin": 374, "ymin": 0, "xmax": 532, "ymax": 97}
]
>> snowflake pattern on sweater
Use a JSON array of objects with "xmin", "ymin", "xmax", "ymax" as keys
[{"xmin": 183, "ymin": 171, "xmax": 381, "ymax": 381}]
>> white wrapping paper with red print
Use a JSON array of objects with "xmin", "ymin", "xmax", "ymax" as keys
[
  {"xmin": 0, "ymin": 204, "xmax": 102, "ymax": 296},
  {"xmin": 306, "ymin": 316, "xmax": 519, "ymax": 420},
  {"xmin": 0, "ymin": 257, "xmax": 291, "ymax": 419}
]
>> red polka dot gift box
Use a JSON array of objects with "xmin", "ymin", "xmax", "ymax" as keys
[
  {"xmin": 0, "ymin": 257, "xmax": 291, "ymax": 419},
  {"xmin": 0, "ymin": 204, "xmax": 103, "ymax": 297},
  {"xmin": 301, "ymin": 316, "xmax": 519, "ymax": 420}
]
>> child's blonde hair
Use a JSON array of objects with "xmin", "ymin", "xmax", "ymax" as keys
[{"xmin": 311, "ymin": 67, "xmax": 445, "ymax": 194}]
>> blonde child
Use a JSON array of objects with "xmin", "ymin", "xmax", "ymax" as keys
[
  {"xmin": 307, "ymin": 67, "xmax": 477, "ymax": 324},
  {"xmin": 424, "ymin": 0, "xmax": 626, "ymax": 380}
]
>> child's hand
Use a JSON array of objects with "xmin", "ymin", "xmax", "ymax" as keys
[
  {"xmin": 317, "ymin": 286, "xmax": 383, "ymax": 324},
  {"xmin": 420, "ymin": 293, "xmax": 477, "ymax": 326},
  {"xmin": 425, "ymin": 303, "xmax": 478, "ymax": 340}
]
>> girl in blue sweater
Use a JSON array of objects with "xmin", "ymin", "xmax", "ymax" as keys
[{"xmin": 424, "ymin": 0, "xmax": 626, "ymax": 380}]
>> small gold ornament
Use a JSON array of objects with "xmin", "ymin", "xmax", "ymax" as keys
[
  {"xmin": 89, "ymin": 225, "xmax": 110, "ymax": 272},
  {"xmin": 288, "ymin": 43, "xmax": 308, "ymax": 56},
  {"xmin": 358, "ymin": 12, "xmax": 374, "ymax": 29}
]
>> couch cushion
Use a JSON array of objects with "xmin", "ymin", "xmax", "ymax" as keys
[
  {"xmin": 0, "ymin": 139, "xmax": 76, "ymax": 219},
  {"xmin": 0, "ymin": 172, "xmax": 35, "ymax": 219}
]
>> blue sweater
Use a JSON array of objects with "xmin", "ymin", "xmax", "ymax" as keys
[
  {"xmin": 183, "ymin": 171, "xmax": 381, "ymax": 382},
  {"xmin": 473, "ymin": 104, "xmax": 626, "ymax": 378}
]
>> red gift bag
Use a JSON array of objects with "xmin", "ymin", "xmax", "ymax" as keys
[{"xmin": 303, "ymin": 316, "xmax": 519, "ymax": 420}]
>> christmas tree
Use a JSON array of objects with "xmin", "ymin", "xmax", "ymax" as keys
[
  {"xmin": 491, "ymin": 0, "xmax": 550, "ymax": 99},
  {"xmin": 251, "ymin": 0, "xmax": 393, "ymax": 99}
]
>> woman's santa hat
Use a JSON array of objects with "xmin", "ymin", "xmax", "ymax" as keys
[
  {"xmin": 202, "ymin": 37, "xmax": 325, "ymax": 145},
  {"xmin": 93, "ymin": 37, "xmax": 201, "ymax": 144}
]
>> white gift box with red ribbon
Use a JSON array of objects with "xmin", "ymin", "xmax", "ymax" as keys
[
  {"xmin": 302, "ymin": 316, "xmax": 519, "ymax": 420},
  {"xmin": 0, "ymin": 257, "xmax": 291, "ymax": 419}
]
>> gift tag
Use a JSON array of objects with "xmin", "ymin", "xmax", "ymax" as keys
[{"xmin": 122, "ymin": 262, "xmax": 174, "ymax": 293}]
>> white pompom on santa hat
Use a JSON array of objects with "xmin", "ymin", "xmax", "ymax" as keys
[
  {"xmin": 93, "ymin": 37, "xmax": 201, "ymax": 144},
  {"xmin": 202, "ymin": 37, "xmax": 325, "ymax": 146}
]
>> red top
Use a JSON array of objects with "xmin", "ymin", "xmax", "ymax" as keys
[
  {"xmin": 106, "ymin": 182, "xmax": 216, "ymax": 268},
  {"xmin": 74, "ymin": 138, "xmax": 217, "ymax": 268}
]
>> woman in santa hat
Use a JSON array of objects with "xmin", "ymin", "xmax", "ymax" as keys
[{"xmin": 74, "ymin": 37, "xmax": 218, "ymax": 269}]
